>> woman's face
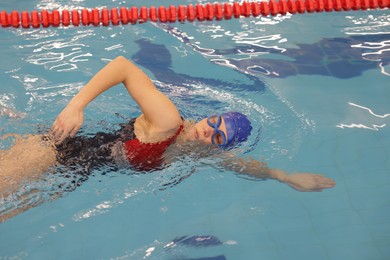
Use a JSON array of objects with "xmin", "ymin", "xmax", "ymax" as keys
[{"xmin": 189, "ymin": 116, "xmax": 229, "ymax": 146}]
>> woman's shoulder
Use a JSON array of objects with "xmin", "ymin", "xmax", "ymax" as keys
[{"xmin": 134, "ymin": 114, "xmax": 183, "ymax": 143}]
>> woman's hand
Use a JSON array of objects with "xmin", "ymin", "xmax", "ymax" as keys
[
  {"xmin": 50, "ymin": 102, "xmax": 84, "ymax": 143},
  {"xmin": 284, "ymin": 173, "xmax": 336, "ymax": 192}
]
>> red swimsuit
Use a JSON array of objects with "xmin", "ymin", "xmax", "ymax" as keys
[{"xmin": 124, "ymin": 124, "xmax": 184, "ymax": 171}]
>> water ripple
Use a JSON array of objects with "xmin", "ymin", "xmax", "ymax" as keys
[
  {"xmin": 19, "ymin": 30, "xmax": 94, "ymax": 71},
  {"xmin": 35, "ymin": 1, "xmax": 87, "ymax": 11},
  {"xmin": 336, "ymin": 102, "xmax": 389, "ymax": 131},
  {"xmin": 353, "ymin": 40, "xmax": 390, "ymax": 61},
  {"xmin": 344, "ymin": 14, "xmax": 390, "ymax": 35},
  {"xmin": 343, "ymin": 13, "xmax": 390, "ymax": 75}
]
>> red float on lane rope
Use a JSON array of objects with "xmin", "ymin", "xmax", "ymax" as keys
[{"xmin": 1, "ymin": 0, "xmax": 387, "ymax": 29}]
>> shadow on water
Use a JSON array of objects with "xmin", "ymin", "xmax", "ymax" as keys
[
  {"xmin": 226, "ymin": 35, "xmax": 389, "ymax": 79},
  {"xmin": 132, "ymin": 38, "xmax": 266, "ymax": 93},
  {"xmin": 131, "ymin": 235, "xmax": 227, "ymax": 259},
  {"xmin": 157, "ymin": 23, "xmax": 389, "ymax": 79}
]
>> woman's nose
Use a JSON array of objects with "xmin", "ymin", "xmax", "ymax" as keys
[{"xmin": 204, "ymin": 127, "xmax": 213, "ymax": 138}]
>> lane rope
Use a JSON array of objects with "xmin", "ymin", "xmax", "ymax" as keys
[{"xmin": 1, "ymin": 0, "xmax": 389, "ymax": 29}]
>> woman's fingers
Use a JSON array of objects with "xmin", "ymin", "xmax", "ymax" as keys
[
  {"xmin": 50, "ymin": 119, "xmax": 70, "ymax": 142},
  {"xmin": 50, "ymin": 120, "xmax": 64, "ymax": 139},
  {"xmin": 322, "ymin": 180, "xmax": 336, "ymax": 189},
  {"xmin": 49, "ymin": 104, "xmax": 84, "ymax": 144},
  {"xmin": 316, "ymin": 176, "xmax": 336, "ymax": 189},
  {"xmin": 59, "ymin": 129, "xmax": 70, "ymax": 143},
  {"xmin": 69, "ymin": 123, "xmax": 81, "ymax": 138}
]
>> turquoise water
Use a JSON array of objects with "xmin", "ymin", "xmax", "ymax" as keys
[{"xmin": 1, "ymin": 0, "xmax": 390, "ymax": 259}]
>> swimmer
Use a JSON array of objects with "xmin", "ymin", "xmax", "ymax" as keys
[{"xmin": 0, "ymin": 57, "xmax": 335, "ymax": 220}]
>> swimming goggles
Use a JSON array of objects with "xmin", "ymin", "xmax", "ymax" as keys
[{"xmin": 207, "ymin": 115, "xmax": 227, "ymax": 147}]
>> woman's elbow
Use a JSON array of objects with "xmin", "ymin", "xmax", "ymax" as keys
[
  {"xmin": 114, "ymin": 55, "xmax": 130, "ymax": 65},
  {"xmin": 114, "ymin": 56, "xmax": 138, "ymax": 73}
]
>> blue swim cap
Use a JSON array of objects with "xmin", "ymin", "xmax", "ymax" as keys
[{"xmin": 221, "ymin": 112, "xmax": 252, "ymax": 148}]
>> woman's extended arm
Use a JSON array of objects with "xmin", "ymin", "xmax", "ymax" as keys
[
  {"xmin": 222, "ymin": 157, "xmax": 335, "ymax": 192},
  {"xmin": 51, "ymin": 56, "xmax": 181, "ymax": 142}
]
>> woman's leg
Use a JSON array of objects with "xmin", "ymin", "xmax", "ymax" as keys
[
  {"xmin": 0, "ymin": 134, "xmax": 58, "ymax": 222},
  {"xmin": 0, "ymin": 134, "xmax": 57, "ymax": 196}
]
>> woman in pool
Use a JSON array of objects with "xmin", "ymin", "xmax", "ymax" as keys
[{"xmin": 0, "ymin": 56, "xmax": 335, "ymax": 199}]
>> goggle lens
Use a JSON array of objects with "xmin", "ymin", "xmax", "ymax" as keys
[{"xmin": 207, "ymin": 115, "xmax": 227, "ymax": 146}]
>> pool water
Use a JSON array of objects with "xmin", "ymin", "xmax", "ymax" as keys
[{"xmin": 1, "ymin": 0, "xmax": 390, "ymax": 259}]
